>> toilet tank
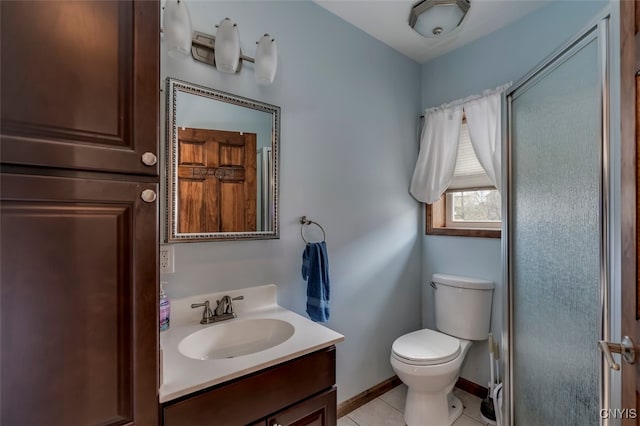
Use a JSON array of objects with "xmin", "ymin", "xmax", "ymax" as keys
[{"xmin": 433, "ymin": 273, "xmax": 494, "ymax": 341}]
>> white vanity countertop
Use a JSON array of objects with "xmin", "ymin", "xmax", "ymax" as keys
[{"xmin": 159, "ymin": 284, "xmax": 345, "ymax": 403}]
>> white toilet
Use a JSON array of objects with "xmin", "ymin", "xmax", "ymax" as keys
[{"xmin": 390, "ymin": 273, "xmax": 494, "ymax": 426}]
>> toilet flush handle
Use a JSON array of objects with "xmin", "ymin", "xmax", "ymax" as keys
[
  {"xmin": 598, "ymin": 336, "xmax": 636, "ymax": 371},
  {"xmin": 430, "ymin": 281, "xmax": 437, "ymax": 290}
]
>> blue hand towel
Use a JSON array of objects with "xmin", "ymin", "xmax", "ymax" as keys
[{"xmin": 301, "ymin": 241, "xmax": 330, "ymax": 322}]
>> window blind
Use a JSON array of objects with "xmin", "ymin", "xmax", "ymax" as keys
[{"xmin": 448, "ymin": 122, "xmax": 493, "ymax": 190}]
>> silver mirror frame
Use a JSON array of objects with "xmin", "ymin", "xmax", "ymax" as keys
[{"xmin": 165, "ymin": 78, "xmax": 280, "ymax": 242}]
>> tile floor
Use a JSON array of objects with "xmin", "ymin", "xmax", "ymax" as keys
[{"xmin": 338, "ymin": 385, "xmax": 493, "ymax": 426}]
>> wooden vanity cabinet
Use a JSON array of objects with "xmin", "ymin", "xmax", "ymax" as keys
[{"xmin": 162, "ymin": 346, "xmax": 337, "ymax": 426}]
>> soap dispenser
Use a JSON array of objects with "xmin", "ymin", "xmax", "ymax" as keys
[{"xmin": 160, "ymin": 281, "xmax": 170, "ymax": 331}]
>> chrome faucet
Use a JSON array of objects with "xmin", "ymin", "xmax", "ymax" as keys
[
  {"xmin": 191, "ymin": 300, "xmax": 215, "ymax": 324},
  {"xmin": 191, "ymin": 296, "xmax": 244, "ymax": 324}
]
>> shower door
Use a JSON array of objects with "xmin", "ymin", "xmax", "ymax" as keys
[{"xmin": 506, "ymin": 18, "xmax": 609, "ymax": 426}]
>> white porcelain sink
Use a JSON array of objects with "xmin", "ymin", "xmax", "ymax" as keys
[{"xmin": 178, "ymin": 318, "xmax": 295, "ymax": 360}]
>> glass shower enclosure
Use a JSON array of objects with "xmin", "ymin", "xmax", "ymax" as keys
[{"xmin": 505, "ymin": 17, "xmax": 609, "ymax": 426}]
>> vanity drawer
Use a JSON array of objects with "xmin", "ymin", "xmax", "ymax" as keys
[
  {"xmin": 267, "ymin": 387, "xmax": 336, "ymax": 426},
  {"xmin": 162, "ymin": 346, "xmax": 336, "ymax": 426}
]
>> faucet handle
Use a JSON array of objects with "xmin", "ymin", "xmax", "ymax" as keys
[
  {"xmin": 230, "ymin": 295, "xmax": 244, "ymax": 310},
  {"xmin": 191, "ymin": 300, "xmax": 210, "ymax": 309},
  {"xmin": 191, "ymin": 300, "xmax": 215, "ymax": 324},
  {"xmin": 227, "ymin": 295, "xmax": 244, "ymax": 314}
]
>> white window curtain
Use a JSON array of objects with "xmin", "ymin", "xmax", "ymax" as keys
[
  {"xmin": 464, "ymin": 86, "xmax": 506, "ymax": 193},
  {"xmin": 409, "ymin": 83, "xmax": 510, "ymax": 203},
  {"xmin": 409, "ymin": 105, "xmax": 463, "ymax": 203}
]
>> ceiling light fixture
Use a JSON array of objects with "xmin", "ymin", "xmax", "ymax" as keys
[{"xmin": 409, "ymin": 0, "xmax": 470, "ymax": 38}]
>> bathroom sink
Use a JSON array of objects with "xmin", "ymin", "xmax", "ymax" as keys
[{"xmin": 178, "ymin": 318, "xmax": 295, "ymax": 360}]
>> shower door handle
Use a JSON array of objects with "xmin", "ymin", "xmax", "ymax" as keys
[{"xmin": 598, "ymin": 336, "xmax": 636, "ymax": 371}]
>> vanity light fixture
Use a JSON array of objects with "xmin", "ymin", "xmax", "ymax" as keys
[
  {"xmin": 192, "ymin": 22, "xmax": 278, "ymax": 85},
  {"xmin": 162, "ymin": 1, "xmax": 278, "ymax": 84},
  {"xmin": 409, "ymin": 0, "xmax": 470, "ymax": 38}
]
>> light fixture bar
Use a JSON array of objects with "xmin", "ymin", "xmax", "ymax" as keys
[{"xmin": 190, "ymin": 31, "xmax": 255, "ymax": 71}]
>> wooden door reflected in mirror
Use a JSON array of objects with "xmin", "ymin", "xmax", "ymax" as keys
[{"xmin": 178, "ymin": 128, "xmax": 257, "ymax": 233}]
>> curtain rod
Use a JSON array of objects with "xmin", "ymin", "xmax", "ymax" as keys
[
  {"xmin": 418, "ymin": 82, "xmax": 512, "ymax": 119},
  {"xmin": 419, "ymin": 112, "xmax": 467, "ymax": 120}
]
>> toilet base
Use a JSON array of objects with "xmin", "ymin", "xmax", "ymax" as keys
[
  {"xmin": 449, "ymin": 394, "xmax": 464, "ymax": 424},
  {"xmin": 404, "ymin": 390, "xmax": 463, "ymax": 426}
]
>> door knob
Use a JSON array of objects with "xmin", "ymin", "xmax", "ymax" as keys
[
  {"xmin": 598, "ymin": 335, "xmax": 636, "ymax": 370},
  {"xmin": 141, "ymin": 189, "xmax": 157, "ymax": 203},
  {"xmin": 141, "ymin": 152, "xmax": 157, "ymax": 166}
]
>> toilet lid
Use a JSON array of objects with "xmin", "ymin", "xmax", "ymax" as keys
[{"xmin": 392, "ymin": 329, "xmax": 461, "ymax": 365}]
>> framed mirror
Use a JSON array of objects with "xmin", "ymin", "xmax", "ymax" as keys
[{"xmin": 165, "ymin": 78, "xmax": 280, "ymax": 242}]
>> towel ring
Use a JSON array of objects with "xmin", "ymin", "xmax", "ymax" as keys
[{"xmin": 299, "ymin": 216, "xmax": 326, "ymax": 244}]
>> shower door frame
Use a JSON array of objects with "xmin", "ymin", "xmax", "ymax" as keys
[{"xmin": 503, "ymin": 14, "xmax": 611, "ymax": 426}]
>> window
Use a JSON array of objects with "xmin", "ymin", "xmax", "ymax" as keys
[
  {"xmin": 426, "ymin": 121, "xmax": 501, "ymax": 238},
  {"xmin": 446, "ymin": 189, "xmax": 501, "ymax": 228}
]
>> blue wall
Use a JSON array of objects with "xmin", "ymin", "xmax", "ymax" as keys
[
  {"xmin": 161, "ymin": 1, "xmax": 423, "ymax": 403},
  {"xmin": 160, "ymin": 0, "xmax": 615, "ymax": 405},
  {"xmin": 420, "ymin": 0, "xmax": 608, "ymax": 387}
]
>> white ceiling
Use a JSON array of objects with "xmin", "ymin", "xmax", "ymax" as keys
[{"xmin": 314, "ymin": 0, "xmax": 551, "ymax": 63}]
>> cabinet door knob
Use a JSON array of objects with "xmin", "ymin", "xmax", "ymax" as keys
[
  {"xmin": 141, "ymin": 189, "xmax": 157, "ymax": 203},
  {"xmin": 141, "ymin": 152, "xmax": 157, "ymax": 166}
]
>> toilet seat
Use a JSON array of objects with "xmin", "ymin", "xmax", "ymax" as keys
[{"xmin": 392, "ymin": 329, "xmax": 461, "ymax": 366}]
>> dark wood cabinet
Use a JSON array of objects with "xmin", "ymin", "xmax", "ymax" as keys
[
  {"xmin": 1, "ymin": 172, "xmax": 159, "ymax": 425},
  {"xmin": 0, "ymin": 0, "xmax": 159, "ymax": 176},
  {"xmin": 0, "ymin": 1, "xmax": 160, "ymax": 425},
  {"xmin": 162, "ymin": 346, "xmax": 337, "ymax": 426}
]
